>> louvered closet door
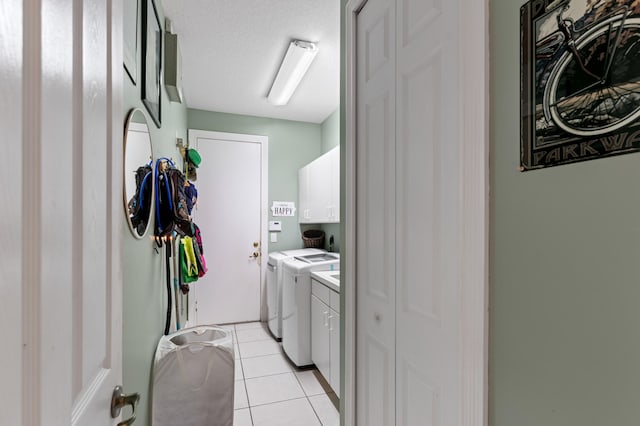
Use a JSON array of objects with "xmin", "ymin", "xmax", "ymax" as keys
[
  {"xmin": 356, "ymin": 0, "xmax": 463, "ymax": 424},
  {"xmin": 356, "ymin": 0, "xmax": 397, "ymax": 425}
]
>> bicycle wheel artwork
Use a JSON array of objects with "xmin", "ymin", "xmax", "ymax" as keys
[{"xmin": 521, "ymin": 0, "xmax": 640, "ymax": 170}]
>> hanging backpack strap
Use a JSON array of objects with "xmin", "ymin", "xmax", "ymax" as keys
[
  {"xmin": 137, "ymin": 170, "xmax": 152, "ymax": 209},
  {"xmin": 164, "ymin": 237, "xmax": 173, "ymax": 335},
  {"xmin": 154, "ymin": 159, "xmax": 162, "ymax": 235},
  {"xmin": 172, "ymin": 232, "xmax": 181, "ymax": 331},
  {"xmin": 155, "ymin": 158, "xmax": 175, "ymax": 236}
]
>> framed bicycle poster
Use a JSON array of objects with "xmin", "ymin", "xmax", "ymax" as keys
[{"xmin": 521, "ymin": 0, "xmax": 640, "ymax": 170}]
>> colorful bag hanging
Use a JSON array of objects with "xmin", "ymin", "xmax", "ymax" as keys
[
  {"xmin": 192, "ymin": 224, "xmax": 208, "ymax": 277},
  {"xmin": 180, "ymin": 237, "xmax": 199, "ymax": 283},
  {"xmin": 193, "ymin": 239, "xmax": 208, "ymax": 277}
]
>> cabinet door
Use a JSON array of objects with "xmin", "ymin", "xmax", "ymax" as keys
[
  {"xmin": 330, "ymin": 309, "xmax": 341, "ymax": 397},
  {"xmin": 299, "ymin": 150, "xmax": 340, "ymax": 224},
  {"xmin": 311, "ymin": 294, "xmax": 331, "ymax": 381},
  {"xmin": 298, "ymin": 166, "xmax": 311, "ymax": 223},
  {"xmin": 327, "ymin": 147, "xmax": 340, "ymax": 222},
  {"xmin": 308, "ymin": 155, "xmax": 331, "ymax": 223}
]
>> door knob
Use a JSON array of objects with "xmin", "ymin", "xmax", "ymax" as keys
[
  {"xmin": 111, "ymin": 385, "xmax": 140, "ymax": 426},
  {"xmin": 249, "ymin": 251, "xmax": 260, "ymax": 259}
]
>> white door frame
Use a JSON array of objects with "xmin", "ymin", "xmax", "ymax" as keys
[
  {"xmin": 188, "ymin": 129, "xmax": 269, "ymax": 321},
  {"xmin": 343, "ymin": 0, "xmax": 489, "ymax": 425}
]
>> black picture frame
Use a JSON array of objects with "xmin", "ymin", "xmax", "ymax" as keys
[
  {"xmin": 141, "ymin": 0, "xmax": 161, "ymax": 128},
  {"xmin": 123, "ymin": 0, "xmax": 138, "ymax": 85},
  {"xmin": 520, "ymin": 0, "xmax": 640, "ymax": 171}
]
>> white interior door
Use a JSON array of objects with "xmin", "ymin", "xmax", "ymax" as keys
[
  {"xmin": 189, "ymin": 130, "xmax": 268, "ymax": 325},
  {"xmin": 355, "ymin": 0, "xmax": 397, "ymax": 424},
  {"xmin": 394, "ymin": 0, "xmax": 462, "ymax": 424},
  {"xmin": 354, "ymin": 0, "xmax": 470, "ymax": 424},
  {"xmin": 1, "ymin": 0, "xmax": 125, "ymax": 425}
]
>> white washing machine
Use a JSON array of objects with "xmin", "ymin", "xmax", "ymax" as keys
[
  {"xmin": 267, "ymin": 248, "xmax": 325, "ymax": 340},
  {"xmin": 281, "ymin": 252, "xmax": 340, "ymax": 366}
]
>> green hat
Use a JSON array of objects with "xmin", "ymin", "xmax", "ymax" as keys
[{"xmin": 187, "ymin": 149, "xmax": 201, "ymax": 168}]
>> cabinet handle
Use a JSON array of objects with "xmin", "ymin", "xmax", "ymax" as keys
[
  {"xmin": 328, "ymin": 314, "xmax": 334, "ymax": 331},
  {"xmin": 323, "ymin": 311, "xmax": 329, "ymax": 327}
]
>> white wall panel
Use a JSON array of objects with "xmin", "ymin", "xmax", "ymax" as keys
[
  {"xmin": 363, "ymin": 336, "xmax": 393, "ymax": 426},
  {"xmin": 400, "ymin": 360, "xmax": 439, "ymax": 426},
  {"xmin": 363, "ymin": 95, "xmax": 393, "ymax": 301},
  {"xmin": 41, "ymin": 0, "xmax": 74, "ymax": 422},
  {"xmin": 365, "ymin": 13, "xmax": 390, "ymax": 82},
  {"xmin": 398, "ymin": 49, "xmax": 443, "ymax": 324},
  {"xmin": 79, "ymin": 0, "xmax": 109, "ymax": 392},
  {"xmin": 401, "ymin": 0, "xmax": 442, "ymax": 46}
]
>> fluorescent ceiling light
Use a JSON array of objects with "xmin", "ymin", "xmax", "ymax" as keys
[{"xmin": 267, "ymin": 40, "xmax": 319, "ymax": 106}]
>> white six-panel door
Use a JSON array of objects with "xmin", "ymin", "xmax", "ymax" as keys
[
  {"xmin": 1, "ymin": 0, "xmax": 124, "ymax": 424},
  {"xmin": 188, "ymin": 130, "xmax": 268, "ymax": 325},
  {"xmin": 351, "ymin": 0, "xmax": 487, "ymax": 425}
]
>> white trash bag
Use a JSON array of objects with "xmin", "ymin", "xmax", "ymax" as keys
[{"xmin": 152, "ymin": 326, "xmax": 234, "ymax": 426}]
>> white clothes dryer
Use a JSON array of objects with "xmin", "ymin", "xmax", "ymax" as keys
[
  {"xmin": 281, "ymin": 253, "xmax": 340, "ymax": 366},
  {"xmin": 266, "ymin": 248, "xmax": 325, "ymax": 340}
]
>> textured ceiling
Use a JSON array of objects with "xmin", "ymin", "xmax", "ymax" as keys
[{"xmin": 162, "ymin": 0, "xmax": 340, "ymax": 124}]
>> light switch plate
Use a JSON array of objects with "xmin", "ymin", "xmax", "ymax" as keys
[{"xmin": 270, "ymin": 232, "xmax": 278, "ymax": 243}]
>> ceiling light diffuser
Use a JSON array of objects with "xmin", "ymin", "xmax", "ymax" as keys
[{"xmin": 267, "ymin": 40, "xmax": 319, "ymax": 106}]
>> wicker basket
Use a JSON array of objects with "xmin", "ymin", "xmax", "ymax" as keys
[{"xmin": 302, "ymin": 230, "xmax": 325, "ymax": 248}]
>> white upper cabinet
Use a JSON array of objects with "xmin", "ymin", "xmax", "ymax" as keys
[{"xmin": 298, "ymin": 146, "xmax": 340, "ymax": 223}]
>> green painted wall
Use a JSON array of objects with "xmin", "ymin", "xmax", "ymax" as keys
[
  {"xmin": 321, "ymin": 108, "xmax": 340, "ymax": 153},
  {"xmin": 122, "ymin": 1, "xmax": 187, "ymax": 424},
  {"xmin": 320, "ymin": 108, "xmax": 341, "ymax": 253},
  {"xmin": 187, "ymin": 108, "xmax": 323, "ymax": 252},
  {"xmin": 490, "ymin": 1, "xmax": 640, "ymax": 425}
]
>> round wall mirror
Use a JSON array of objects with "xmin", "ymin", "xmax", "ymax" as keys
[{"xmin": 123, "ymin": 108, "xmax": 154, "ymax": 238}]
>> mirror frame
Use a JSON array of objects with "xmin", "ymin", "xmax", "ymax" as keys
[{"xmin": 123, "ymin": 108, "xmax": 154, "ymax": 239}]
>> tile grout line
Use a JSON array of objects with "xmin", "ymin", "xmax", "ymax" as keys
[
  {"xmin": 249, "ymin": 395, "xmax": 311, "ymax": 409},
  {"xmin": 307, "ymin": 394, "xmax": 325, "ymax": 426},
  {"xmin": 292, "ymin": 368, "xmax": 324, "ymax": 425},
  {"xmin": 233, "ymin": 325, "xmax": 255, "ymax": 424},
  {"xmin": 233, "ymin": 324, "xmax": 253, "ymax": 426}
]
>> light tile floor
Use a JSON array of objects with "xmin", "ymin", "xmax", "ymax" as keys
[{"xmin": 225, "ymin": 321, "xmax": 340, "ymax": 426}]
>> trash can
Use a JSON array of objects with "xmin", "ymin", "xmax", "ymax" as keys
[{"xmin": 152, "ymin": 326, "xmax": 234, "ymax": 426}]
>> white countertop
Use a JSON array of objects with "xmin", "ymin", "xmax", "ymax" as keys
[{"xmin": 311, "ymin": 270, "xmax": 340, "ymax": 293}]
